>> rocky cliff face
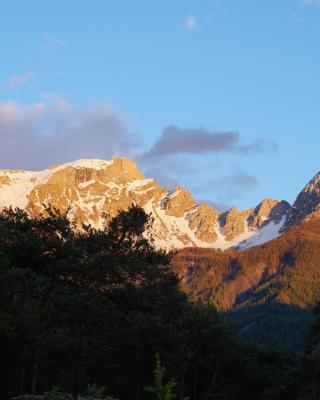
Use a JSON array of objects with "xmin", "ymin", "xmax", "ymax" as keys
[
  {"xmin": 284, "ymin": 172, "xmax": 320, "ymax": 230},
  {"xmin": 0, "ymin": 157, "xmax": 310, "ymax": 250}
]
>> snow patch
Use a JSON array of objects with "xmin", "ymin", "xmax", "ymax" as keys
[
  {"xmin": 0, "ymin": 169, "xmax": 51, "ymax": 209},
  {"xmin": 237, "ymin": 216, "xmax": 286, "ymax": 249},
  {"xmin": 126, "ymin": 179, "xmax": 154, "ymax": 191},
  {"xmin": 78, "ymin": 180, "xmax": 96, "ymax": 189},
  {"xmin": 52, "ymin": 159, "xmax": 114, "ymax": 171}
]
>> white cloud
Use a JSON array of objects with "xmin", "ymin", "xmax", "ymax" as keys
[
  {"xmin": 184, "ymin": 16, "xmax": 196, "ymax": 30},
  {"xmin": 301, "ymin": 0, "xmax": 320, "ymax": 5},
  {"xmin": 0, "ymin": 100, "xmax": 137, "ymax": 170},
  {"xmin": 40, "ymin": 35, "xmax": 65, "ymax": 52},
  {"xmin": 50, "ymin": 38, "xmax": 64, "ymax": 46},
  {"xmin": 0, "ymin": 72, "xmax": 35, "ymax": 92}
]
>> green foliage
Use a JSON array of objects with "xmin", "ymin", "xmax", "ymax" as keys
[
  {"xmin": 145, "ymin": 354, "xmax": 176, "ymax": 400},
  {"xmin": 225, "ymin": 302, "xmax": 314, "ymax": 352},
  {"xmin": 0, "ymin": 205, "xmax": 314, "ymax": 400},
  {"xmin": 83, "ymin": 384, "xmax": 106, "ymax": 400},
  {"xmin": 10, "ymin": 386, "xmax": 118, "ymax": 400},
  {"xmin": 278, "ymin": 302, "xmax": 320, "ymax": 398},
  {"xmin": 11, "ymin": 387, "xmax": 72, "ymax": 400},
  {"xmin": 306, "ymin": 301, "xmax": 320, "ymax": 353},
  {"xmin": 82, "ymin": 384, "xmax": 119, "ymax": 400},
  {"xmin": 0, "ymin": 206, "xmax": 239, "ymax": 400}
]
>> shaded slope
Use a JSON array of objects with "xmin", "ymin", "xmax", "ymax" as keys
[{"xmin": 224, "ymin": 303, "xmax": 313, "ymax": 352}]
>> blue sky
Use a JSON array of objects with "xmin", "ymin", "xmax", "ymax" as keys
[{"xmin": 0, "ymin": 0, "xmax": 319, "ymax": 210}]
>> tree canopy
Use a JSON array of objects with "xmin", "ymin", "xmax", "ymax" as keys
[{"xmin": 0, "ymin": 206, "xmax": 310, "ymax": 400}]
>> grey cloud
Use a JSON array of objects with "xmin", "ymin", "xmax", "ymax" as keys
[
  {"xmin": 211, "ymin": 173, "xmax": 258, "ymax": 201},
  {"xmin": 0, "ymin": 101, "xmax": 136, "ymax": 170},
  {"xmin": 141, "ymin": 156, "xmax": 196, "ymax": 188},
  {"xmin": 139, "ymin": 154, "xmax": 203, "ymax": 191},
  {"xmin": 210, "ymin": 173, "xmax": 258, "ymax": 190},
  {"xmin": 144, "ymin": 168, "xmax": 179, "ymax": 189},
  {"xmin": 141, "ymin": 125, "xmax": 276, "ymax": 160},
  {"xmin": 190, "ymin": 172, "xmax": 258, "ymax": 202},
  {"xmin": 238, "ymin": 138, "xmax": 278, "ymax": 155}
]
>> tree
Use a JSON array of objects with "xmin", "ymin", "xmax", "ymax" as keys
[
  {"xmin": 1, "ymin": 205, "xmax": 297, "ymax": 400},
  {"xmin": 145, "ymin": 353, "xmax": 176, "ymax": 400},
  {"xmin": 0, "ymin": 206, "xmax": 188, "ymax": 399},
  {"xmin": 0, "ymin": 207, "xmax": 78, "ymax": 397}
]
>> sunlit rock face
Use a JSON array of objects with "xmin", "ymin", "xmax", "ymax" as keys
[
  {"xmin": 218, "ymin": 207, "xmax": 253, "ymax": 241},
  {"xmin": 248, "ymin": 199, "xmax": 292, "ymax": 229},
  {"xmin": 0, "ymin": 157, "xmax": 311, "ymax": 250},
  {"xmin": 283, "ymin": 172, "xmax": 320, "ymax": 230},
  {"xmin": 162, "ymin": 186, "xmax": 196, "ymax": 218},
  {"xmin": 186, "ymin": 204, "xmax": 220, "ymax": 243}
]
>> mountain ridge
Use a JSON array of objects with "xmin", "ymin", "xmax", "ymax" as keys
[
  {"xmin": 173, "ymin": 208, "xmax": 320, "ymax": 307},
  {"xmin": 0, "ymin": 157, "xmax": 318, "ymax": 250}
]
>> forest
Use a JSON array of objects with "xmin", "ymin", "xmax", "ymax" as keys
[
  {"xmin": 172, "ymin": 214, "xmax": 320, "ymax": 353},
  {"xmin": 1, "ymin": 206, "xmax": 320, "ymax": 400}
]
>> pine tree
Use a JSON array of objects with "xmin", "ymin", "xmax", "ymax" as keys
[{"xmin": 145, "ymin": 353, "xmax": 176, "ymax": 400}]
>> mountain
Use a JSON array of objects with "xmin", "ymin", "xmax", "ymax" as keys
[
  {"xmin": 172, "ymin": 211, "xmax": 320, "ymax": 310},
  {"xmin": 284, "ymin": 171, "xmax": 320, "ymax": 230},
  {"xmin": 0, "ymin": 157, "xmax": 301, "ymax": 250},
  {"xmin": 1, "ymin": 157, "xmax": 320, "ymax": 350},
  {"xmin": 171, "ymin": 212, "xmax": 320, "ymax": 350}
]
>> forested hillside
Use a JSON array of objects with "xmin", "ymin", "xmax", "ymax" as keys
[
  {"xmin": 172, "ymin": 211, "xmax": 320, "ymax": 309},
  {"xmin": 2, "ymin": 206, "xmax": 320, "ymax": 399},
  {"xmin": 0, "ymin": 207, "xmax": 287, "ymax": 399},
  {"xmin": 171, "ymin": 212, "xmax": 320, "ymax": 351}
]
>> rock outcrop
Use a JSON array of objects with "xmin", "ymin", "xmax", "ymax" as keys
[
  {"xmin": 284, "ymin": 172, "xmax": 320, "ymax": 230},
  {"xmin": 0, "ymin": 157, "xmax": 313, "ymax": 250}
]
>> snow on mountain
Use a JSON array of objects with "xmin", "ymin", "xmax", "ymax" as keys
[{"xmin": 0, "ymin": 157, "xmax": 299, "ymax": 250}]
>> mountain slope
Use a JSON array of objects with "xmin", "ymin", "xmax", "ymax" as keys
[
  {"xmin": 171, "ymin": 212, "xmax": 320, "ymax": 350},
  {"xmin": 1, "ymin": 158, "xmax": 320, "ymax": 351},
  {"xmin": 0, "ymin": 157, "xmax": 294, "ymax": 250},
  {"xmin": 171, "ymin": 211, "xmax": 320, "ymax": 309},
  {"xmin": 284, "ymin": 171, "xmax": 320, "ymax": 230}
]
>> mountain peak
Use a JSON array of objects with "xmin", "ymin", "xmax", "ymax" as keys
[
  {"xmin": 50, "ymin": 157, "xmax": 140, "ymax": 173},
  {"xmin": 49, "ymin": 158, "xmax": 114, "ymax": 171},
  {"xmin": 282, "ymin": 171, "xmax": 320, "ymax": 229},
  {"xmin": 249, "ymin": 199, "xmax": 291, "ymax": 228},
  {"xmin": 303, "ymin": 171, "xmax": 320, "ymax": 194},
  {"xmin": 49, "ymin": 157, "xmax": 145, "ymax": 183},
  {"xmin": 0, "ymin": 158, "xmax": 317, "ymax": 251}
]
